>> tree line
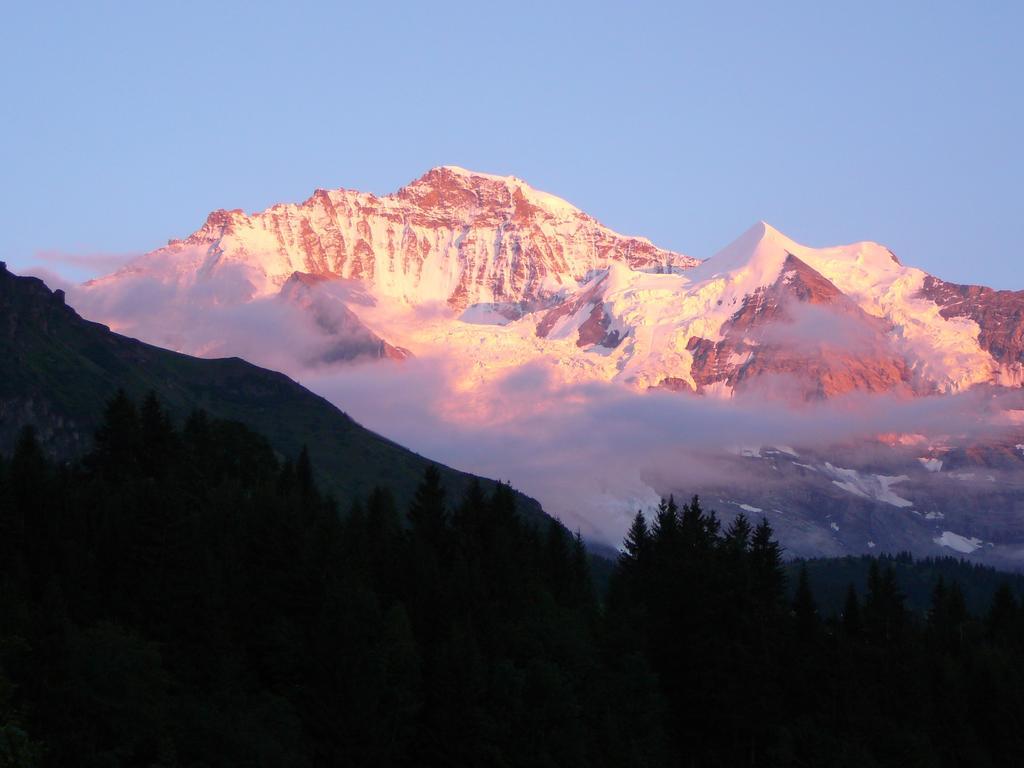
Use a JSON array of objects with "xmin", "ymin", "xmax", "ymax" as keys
[{"xmin": 2, "ymin": 392, "xmax": 1024, "ymax": 766}]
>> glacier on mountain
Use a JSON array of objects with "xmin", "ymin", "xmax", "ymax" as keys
[{"xmin": 59, "ymin": 167, "xmax": 1024, "ymax": 563}]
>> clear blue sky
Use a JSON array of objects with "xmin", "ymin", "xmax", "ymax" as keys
[{"xmin": 2, "ymin": 0, "xmax": 1021, "ymax": 286}]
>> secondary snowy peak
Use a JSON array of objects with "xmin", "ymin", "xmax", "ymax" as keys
[
  {"xmin": 689, "ymin": 220, "xmax": 897, "ymax": 293},
  {"xmin": 91, "ymin": 167, "xmax": 697, "ymax": 311},
  {"xmin": 693, "ymin": 220, "xmax": 800, "ymax": 280},
  {"xmin": 76, "ymin": 174, "xmax": 1024, "ymax": 400},
  {"xmin": 651, "ymin": 221, "xmax": 1012, "ymax": 393},
  {"xmin": 489, "ymin": 220, "xmax": 1016, "ymax": 397},
  {"xmin": 684, "ymin": 252, "xmax": 913, "ymax": 399}
]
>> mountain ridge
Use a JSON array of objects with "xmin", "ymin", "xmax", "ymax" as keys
[
  {"xmin": 88, "ymin": 166, "xmax": 697, "ymax": 314},
  {"xmin": 53, "ymin": 168, "xmax": 1024, "ymax": 563},
  {"xmin": 78, "ymin": 169, "xmax": 1024, "ymax": 398},
  {"xmin": 0, "ymin": 260, "xmax": 546, "ymax": 520}
]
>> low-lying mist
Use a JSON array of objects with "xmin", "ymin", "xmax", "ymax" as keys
[{"xmin": 54, "ymin": 269, "xmax": 1024, "ymax": 545}]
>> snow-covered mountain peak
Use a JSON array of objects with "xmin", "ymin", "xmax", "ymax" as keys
[
  {"xmin": 397, "ymin": 165, "xmax": 586, "ymax": 222},
  {"xmin": 85, "ymin": 168, "xmax": 697, "ymax": 312},
  {"xmin": 688, "ymin": 222, "xmax": 910, "ymax": 299},
  {"xmin": 75, "ymin": 167, "xmax": 1024, "ymax": 402},
  {"xmin": 685, "ymin": 220, "xmax": 801, "ymax": 294},
  {"xmin": 740, "ymin": 219, "xmax": 792, "ymax": 247}
]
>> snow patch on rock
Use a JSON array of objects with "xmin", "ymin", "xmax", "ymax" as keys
[
  {"xmin": 933, "ymin": 531, "xmax": 984, "ymax": 554},
  {"xmin": 823, "ymin": 463, "xmax": 913, "ymax": 507}
]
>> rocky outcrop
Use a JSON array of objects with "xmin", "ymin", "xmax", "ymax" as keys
[
  {"xmin": 686, "ymin": 254, "xmax": 913, "ymax": 399},
  {"xmin": 535, "ymin": 272, "xmax": 623, "ymax": 349},
  {"xmin": 80, "ymin": 174, "xmax": 1024, "ymax": 400},
  {"xmin": 919, "ymin": 275, "xmax": 1024, "ymax": 371},
  {"xmin": 119, "ymin": 166, "xmax": 696, "ymax": 312}
]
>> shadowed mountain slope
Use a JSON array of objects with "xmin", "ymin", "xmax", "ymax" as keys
[{"xmin": 0, "ymin": 261, "xmax": 545, "ymax": 519}]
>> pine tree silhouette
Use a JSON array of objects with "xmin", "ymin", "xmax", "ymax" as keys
[
  {"xmin": 295, "ymin": 445, "xmax": 316, "ymax": 500},
  {"xmin": 792, "ymin": 564, "xmax": 820, "ymax": 639},
  {"xmin": 621, "ymin": 511, "xmax": 651, "ymax": 567},
  {"xmin": 92, "ymin": 388, "xmax": 140, "ymax": 478},
  {"xmin": 986, "ymin": 582, "xmax": 1019, "ymax": 647},
  {"xmin": 750, "ymin": 517, "xmax": 785, "ymax": 608},
  {"xmin": 842, "ymin": 583, "xmax": 863, "ymax": 637},
  {"xmin": 408, "ymin": 465, "xmax": 448, "ymax": 547}
]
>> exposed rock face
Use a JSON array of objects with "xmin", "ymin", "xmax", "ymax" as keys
[
  {"xmin": 36, "ymin": 173, "xmax": 1024, "ymax": 565},
  {"xmin": 919, "ymin": 276, "xmax": 1024, "ymax": 374},
  {"xmin": 79, "ymin": 174, "xmax": 1024, "ymax": 400},
  {"xmin": 685, "ymin": 254, "xmax": 913, "ymax": 399},
  {"xmin": 535, "ymin": 272, "xmax": 623, "ymax": 349},
  {"xmin": 663, "ymin": 436, "xmax": 1024, "ymax": 567},
  {"xmin": 114, "ymin": 166, "xmax": 696, "ymax": 312}
]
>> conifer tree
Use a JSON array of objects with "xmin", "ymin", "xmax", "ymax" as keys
[
  {"xmin": 842, "ymin": 583, "xmax": 862, "ymax": 637},
  {"xmin": 138, "ymin": 390, "xmax": 176, "ymax": 478},
  {"xmin": 92, "ymin": 389, "xmax": 141, "ymax": 477},
  {"xmin": 986, "ymin": 582, "xmax": 1018, "ymax": 646},
  {"xmin": 611, "ymin": 511, "xmax": 653, "ymax": 616},
  {"xmin": 183, "ymin": 408, "xmax": 211, "ymax": 446},
  {"xmin": 14, "ymin": 388, "xmax": 1024, "ymax": 766},
  {"xmin": 543, "ymin": 521, "xmax": 572, "ymax": 601},
  {"xmin": 451, "ymin": 478, "xmax": 486, "ymax": 546},
  {"xmin": 946, "ymin": 581, "xmax": 968, "ymax": 651},
  {"xmin": 277, "ymin": 458, "xmax": 296, "ymax": 495},
  {"xmin": 723, "ymin": 513, "xmax": 752, "ymax": 555},
  {"xmin": 792, "ymin": 564, "xmax": 820, "ymax": 639},
  {"xmin": 620, "ymin": 511, "xmax": 651, "ymax": 567},
  {"xmin": 569, "ymin": 531, "xmax": 594, "ymax": 609},
  {"xmin": 9, "ymin": 426, "xmax": 45, "ymax": 514},
  {"xmin": 408, "ymin": 465, "xmax": 448, "ymax": 546},
  {"xmin": 679, "ymin": 494, "xmax": 706, "ymax": 548},
  {"xmin": 866, "ymin": 564, "xmax": 905, "ymax": 643},
  {"xmin": 366, "ymin": 486, "xmax": 400, "ymax": 545},
  {"xmin": 3, "ymin": 427, "xmax": 46, "ymax": 567},
  {"xmin": 295, "ymin": 445, "xmax": 316, "ymax": 500},
  {"xmin": 489, "ymin": 480, "xmax": 518, "ymax": 528},
  {"xmin": 750, "ymin": 517, "xmax": 785, "ymax": 608},
  {"xmin": 927, "ymin": 576, "xmax": 949, "ymax": 634},
  {"xmin": 651, "ymin": 496, "xmax": 679, "ymax": 550},
  {"xmin": 345, "ymin": 498, "xmax": 367, "ymax": 548},
  {"xmin": 866, "ymin": 560, "xmax": 882, "ymax": 610}
]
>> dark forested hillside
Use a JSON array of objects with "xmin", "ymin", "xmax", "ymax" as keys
[
  {"xmin": 0, "ymin": 394, "xmax": 607, "ymax": 766},
  {"xmin": 4, "ymin": 394, "xmax": 1024, "ymax": 766},
  {"xmin": 789, "ymin": 554, "xmax": 1024, "ymax": 618},
  {"xmin": 0, "ymin": 262, "xmax": 544, "ymax": 518}
]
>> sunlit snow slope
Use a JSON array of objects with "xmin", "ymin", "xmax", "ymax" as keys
[
  {"xmin": 78, "ymin": 171, "xmax": 1024, "ymax": 399},
  {"xmin": 58, "ymin": 168, "xmax": 1024, "ymax": 564}
]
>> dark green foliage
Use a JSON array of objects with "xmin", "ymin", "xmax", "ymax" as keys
[
  {"xmin": 407, "ymin": 464, "xmax": 447, "ymax": 547},
  {"xmin": 987, "ymin": 582, "xmax": 1019, "ymax": 646},
  {"xmin": 792, "ymin": 564, "xmax": 820, "ymax": 640},
  {"xmin": 0, "ymin": 393, "xmax": 635, "ymax": 767},
  {"xmin": 789, "ymin": 551, "xmax": 1024, "ymax": 617},
  {"xmin": 842, "ymin": 582, "xmax": 862, "ymax": 637},
  {"xmin": 0, "ymin": 265, "xmax": 548, "ymax": 520},
  {"xmin": 5, "ymin": 391, "xmax": 1024, "ymax": 766},
  {"xmin": 621, "ymin": 510, "xmax": 652, "ymax": 565},
  {"xmin": 604, "ymin": 500, "xmax": 1024, "ymax": 766}
]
